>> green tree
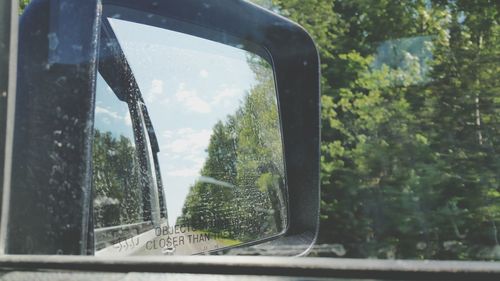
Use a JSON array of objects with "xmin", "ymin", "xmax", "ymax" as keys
[
  {"xmin": 92, "ymin": 129, "xmax": 143, "ymax": 228},
  {"xmin": 179, "ymin": 57, "xmax": 286, "ymax": 241},
  {"xmin": 273, "ymin": 0, "xmax": 500, "ymax": 260}
]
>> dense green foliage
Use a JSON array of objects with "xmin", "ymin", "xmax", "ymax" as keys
[
  {"xmin": 19, "ymin": 0, "xmax": 30, "ymax": 14},
  {"xmin": 178, "ymin": 58, "xmax": 286, "ymax": 242},
  {"xmin": 270, "ymin": 0, "xmax": 500, "ymax": 260},
  {"xmin": 92, "ymin": 130, "xmax": 143, "ymax": 228}
]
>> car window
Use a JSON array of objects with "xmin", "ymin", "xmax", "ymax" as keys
[{"xmin": 266, "ymin": 0, "xmax": 500, "ymax": 261}]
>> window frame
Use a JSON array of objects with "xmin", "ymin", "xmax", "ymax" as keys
[
  {"xmin": 94, "ymin": 18, "xmax": 167, "ymax": 251},
  {"xmin": 1, "ymin": 255, "xmax": 500, "ymax": 280},
  {"xmin": 0, "ymin": 0, "xmax": 18, "ymax": 255}
]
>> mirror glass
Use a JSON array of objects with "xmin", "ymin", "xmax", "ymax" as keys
[{"xmin": 92, "ymin": 16, "xmax": 287, "ymax": 256}]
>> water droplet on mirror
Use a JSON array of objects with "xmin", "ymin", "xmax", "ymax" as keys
[
  {"xmin": 54, "ymin": 140, "xmax": 63, "ymax": 147},
  {"xmin": 48, "ymin": 33, "xmax": 59, "ymax": 51},
  {"xmin": 55, "ymin": 76, "xmax": 67, "ymax": 87},
  {"xmin": 443, "ymin": 240, "xmax": 461, "ymax": 251},
  {"xmin": 71, "ymin": 44, "xmax": 83, "ymax": 52},
  {"xmin": 416, "ymin": 242, "xmax": 427, "ymax": 250}
]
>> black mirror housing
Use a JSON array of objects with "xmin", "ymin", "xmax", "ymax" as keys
[{"xmin": 5, "ymin": 0, "xmax": 320, "ymax": 256}]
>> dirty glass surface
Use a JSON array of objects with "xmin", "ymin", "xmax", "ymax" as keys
[
  {"xmin": 92, "ymin": 17, "xmax": 286, "ymax": 256},
  {"xmin": 92, "ymin": 73, "xmax": 154, "ymax": 251}
]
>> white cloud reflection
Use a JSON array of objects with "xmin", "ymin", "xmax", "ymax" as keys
[
  {"xmin": 167, "ymin": 167, "xmax": 200, "ymax": 177},
  {"xmin": 95, "ymin": 106, "xmax": 132, "ymax": 127},
  {"xmin": 175, "ymin": 83, "xmax": 212, "ymax": 113},
  {"xmin": 162, "ymin": 128, "xmax": 212, "ymax": 177},
  {"xmin": 174, "ymin": 83, "xmax": 243, "ymax": 114},
  {"xmin": 212, "ymin": 86, "xmax": 240, "ymax": 108},
  {"xmin": 146, "ymin": 79, "xmax": 165, "ymax": 103},
  {"xmin": 199, "ymin": 69, "xmax": 209, "ymax": 78}
]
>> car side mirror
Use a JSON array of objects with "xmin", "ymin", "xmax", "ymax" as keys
[{"xmin": 4, "ymin": 0, "xmax": 320, "ymax": 256}]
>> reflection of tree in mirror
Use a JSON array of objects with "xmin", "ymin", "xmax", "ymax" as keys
[
  {"xmin": 92, "ymin": 129, "xmax": 143, "ymax": 228},
  {"xmin": 178, "ymin": 56, "xmax": 286, "ymax": 242}
]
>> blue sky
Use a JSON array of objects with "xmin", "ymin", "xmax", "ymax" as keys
[{"xmin": 94, "ymin": 18, "xmax": 267, "ymax": 225}]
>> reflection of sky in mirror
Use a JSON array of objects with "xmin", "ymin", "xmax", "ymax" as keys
[
  {"xmin": 107, "ymin": 18, "xmax": 258, "ymax": 225},
  {"xmin": 95, "ymin": 74, "xmax": 133, "ymax": 141}
]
